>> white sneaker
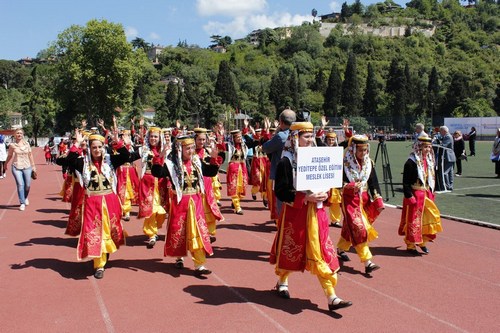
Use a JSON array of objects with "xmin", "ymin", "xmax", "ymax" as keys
[
  {"xmin": 19, "ymin": 204, "xmax": 25, "ymax": 211},
  {"xmin": 25, "ymin": 198, "xmax": 29, "ymax": 206},
  {"xmin": 0, "ymin": 175, "xmax": 3, "ymax": 179}
]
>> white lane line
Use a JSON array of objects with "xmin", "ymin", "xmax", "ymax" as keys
[
  {"xmin": 56, "ymin": 159, "xmax": 114, "ymax": 331},
  {"xmin": 438, "ymin": 234, "xmax": 500, "ymax": 254},
  {"xmin": 450, "ymin": 184, "xmax": 500, "ymax": 191},
  {"xmin": 418, "ymin": 258, "xmax": 500, "ymax": 288},
  {"xmin": 90, "ymin": 278, "xmax": 116, "ymax": 333},
  {"xmin": 344, "ymin": 276, "xmax": 471, "ymax": 333},
  {"xmin": 211, "ymin": 273, "xmax": 290, "ymax": 333},
  {"xmin": 0, "ymin": 190, "xmax": 17, "ymax": 222}
]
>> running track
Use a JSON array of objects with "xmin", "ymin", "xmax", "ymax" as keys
[{"xmin": 1, "ymin": 148, "xmax": 498, "ymax": 332}]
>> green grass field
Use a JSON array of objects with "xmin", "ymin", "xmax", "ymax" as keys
[{"xmin": 371, "ymin": 140, "xmax": 500, "ymax": 225}]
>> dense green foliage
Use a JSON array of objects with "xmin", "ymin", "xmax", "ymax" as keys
[{"xmin": 0, "ymin": 2, "xmax": 498, "ymax": 136}]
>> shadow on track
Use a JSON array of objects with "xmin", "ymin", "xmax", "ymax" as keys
[
  {"xmin": 32, "ymin": 219, "xmax": 67, "ymax": 229},
  {"xmin": 10, "ymin": 259, "xmax": 90, "ymax": 280},
  {"xmin": 212, "ymin": 246, "xmax": 269, "ymax": 262},
  {"xmin": 37, "ymin": 208, "xmax": 69, "ymax": 215},
  {"xmin": 217, "ymin": 220, "xmax": 276, "ymax": 234},
  {"xmin": 183, "ymin": 285, "xmax": 343, "ymax": 318},
  {"xmin": 15, "ymin": 236, "xmax": 78, "ymax": 248}
]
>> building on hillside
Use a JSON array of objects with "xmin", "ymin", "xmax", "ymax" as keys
[
  {"xmin": 319, "ymin": 21, "xmax": 436, "ymax": 38},
  {"xmin": 147, "ymin": 45, "xmax": 164, "ymax": 63},
  {"xmin": 17, "ymin": 57, "xmax": 33, "ymax": 66},
  {"xmin": 210, "ymin": 45, "xmax": 227, "ymax": 53},
  {"xmin": 319, "ymin": 12, "xmax": 340, "ymax": 21},
  {"xmin": 160, "ymin": 75, "xmax": 185, "ymax": 92}
]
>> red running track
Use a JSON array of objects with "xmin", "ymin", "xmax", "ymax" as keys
[{"xmin": 1, "ymin": 148, "xmax": 499, "ymax": 332}]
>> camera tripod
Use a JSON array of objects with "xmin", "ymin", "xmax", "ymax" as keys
[{"xmin": 374, "ymin": 139, "xmax": 395, "ymax": 201}]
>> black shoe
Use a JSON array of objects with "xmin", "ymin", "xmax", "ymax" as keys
[
  {"xmin": 231, "ymin": 203, "xmax": 235, "ymax": 209},
  {"xmin": 328, "ymin": 298, "xmax": 353, "ymax": 311},
  {"xmin": 217, "ymin": 201, "xmax": 222, "ymax": 207},
  {"xmin": 252, "ymin": 194, "xmax": 257, "ymax": 200},
  {"xmin": 331, "ymin": 221, "xmax": 341, "ymax": 228},
  {"xmin": 406, "ymin": 248, "xmax": 420, "ymax": 256},
  {"xmin": 94, "ymin": 268, "xmax": 104, "ymax": 279},
  {"xmin": 275, "ymin": 283, "xmax": 290, "ymax": 299},
  {"xmin": 194, "ymin": 267, "xmax": 212, "ymax": 277},
  {"xmin": 338, "ymin": 251, "xmax": 350, "ymax": 262},
  {"xmin": 235, "ymin": 209, "xmax": 243, "ymax": 215},
  {"xmin": 174, "ymin": 259, "xmax": 184, "ymax": 269},
  {"xmin": 419, "ymin": 246, "xmax": 429, "ymax": 254},
  {"xmin": 365, "ymin": 263, "xmax": 380, "ymax": 274},
  {"xmin": 210, "ymin": 235, "xmax": 216, "ymax": 243},
  {"xmin": 263, "ymin": 200, "xmax": 268, "ymax": 208}
]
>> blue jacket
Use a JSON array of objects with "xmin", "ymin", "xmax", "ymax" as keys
[{"xmin": 262, "ymin": 128, "xmax": 289, "ymax": 180}]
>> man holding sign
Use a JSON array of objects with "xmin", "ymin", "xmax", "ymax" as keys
[{"xmin": 269, "ymin": 121, "xmax": 352, "ymax": 312}]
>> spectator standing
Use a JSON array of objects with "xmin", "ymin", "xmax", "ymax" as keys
[
  {"xmin": 468, "ymin": 127, "xmax": 476, "ymax": 156},
  {"xmin": 0, "ymin": 135, "xmax": 7, "ymax": 178},
  {"xmin": 4, "ymin": 128, "xmax": 36, "ymax": 211},
  {"xmin": 50, "ymin": 138, "xmax": 58, "ymax": 164},
  {"xmin": 413, "ymin": 123, "xmax": 427, "ymax": 143},
  {"xmin": 453, "ymin": 131, "xmax": 466, "ymax": 176},
  {"xmin": 436, "ymin": 126, "xmax": 456, "ymax": 191},
  {"xmin": 492, "ymin": 128, "xmax": 500, "ymax": 178}
]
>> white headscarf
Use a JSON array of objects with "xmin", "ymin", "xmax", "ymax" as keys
[
  {"xmin": 408, "ymin": 136, "xmax": 435, "ymax": 191},
  {"xmin": 343, "ymin": 135, "xmax": 372, "ymax": 187}
]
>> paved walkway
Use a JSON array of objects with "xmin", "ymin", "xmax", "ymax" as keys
[{"xmin": 1, "ymin": 148, "xmax": 499, "ymax": 332}]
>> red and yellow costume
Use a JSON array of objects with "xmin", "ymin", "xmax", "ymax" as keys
[
  {"xmin": 58, "ymin": 143, "xmax": 73, "ymax": 202},
  {"xmin": 195, "ymin": 144, "xmax": 224, "ymax": 238},
  {"xmin": 399, "ymin": 136, "xmax": 442, "ymax": 250},
  {"xmin": 337, "ymin": 136, "xmax": 384, "ymax": 263},
  {"xmin": 115, "ymin": 130, "xmax": 140, "ymax": 219},
  {"xmin": 138, "ymin": 127, "xmax": 168, "ymax": 244},
  {"xmin": 270, "ymin": 122, "xmax": 346, "ymax": 308},
  {"xmin": 151, "ymin": 137, "xmax": 221, "ymax": 269},
  {"xmin": 223, "ymin": 130, "xmax": 249, "ymax": 213},
  {"xmin": 67, "ymin": 135, "xmax": 128, "ymax": 270},
  {"xmin": 249, "ymin": 130, "xmax": 268, "ymax": 203}
]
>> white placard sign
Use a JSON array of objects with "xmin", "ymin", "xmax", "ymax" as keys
[{"xmin": 295, "ymin": 146, "xmax": 343, "ymax": 192}]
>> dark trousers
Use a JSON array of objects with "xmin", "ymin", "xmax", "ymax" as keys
[{"xmin": 455, "ymin": 159, "xmax": 462, "ymax": 175}]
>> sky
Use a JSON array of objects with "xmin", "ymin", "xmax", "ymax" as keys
[{"xmin": 1, "ymin": 0, "xmax": 406, "ymax": 61}]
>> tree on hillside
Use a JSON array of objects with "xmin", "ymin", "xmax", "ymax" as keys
[
  {"xmin": 269, "ymin": 66, "xmax": 293, "ymax": 118},
  {"xmin": 311, "ymin": 70, "xmax": 327, "ymax": 95},
  {"xmin": 54, "ymin": 20, "xmax": 137, "ymax": 129},
  {"xmin": 341, "ymin": 53, "xmax": 362, "ymax": 116},
  {"xmin": 323, "ymin": 63, "xmax": 342, "ymax": 117},
  {"xmin": 282, "ymin": 23, "xmax": 323, "ymax": 59},
  {"xmin": 442, "ymin": 71, "xmax": 470, "ymax": 118},
  {"xmin": 340, "ymin": 2, "xmax": 352, "ymax": 21},
  {"xmin": 386, "ymin": 58, "xmax": 407, "ymax": 131},
  {"xmin": 214, "ymin": 60, "xmax": 238, "ymax": 109},
  {"xmin": 0, "ymin": 60, "xmax": 29, "ymax": 89},
  {"xmin": 352, "ymin": 0, "xmax": 365, "ymax": 15},
  {"xmin": 23, "ymin": 65, "xmax": 58, "ymax": 144},
  {"xmin": 164, "ymin": 81, "xmax": 180, "ymax": 122},
  {"xmin": 362, "ymin": 63, "xmax": 379, "ymax": 118},
  {"xmin": 289, "ymin": 69, "xmax": 299, "ymax": 110},
  {"xmin": 131, "ymin": 37, "xmax": 151, "ymax": 52},
  {"xmin": 427, "ymin": 66, "xmax": 440, "ymax": 125}
]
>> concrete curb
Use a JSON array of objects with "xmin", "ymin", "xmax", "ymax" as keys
[{"xmin": 384, "ymin": 203, "xmax": 500, "ymax": 230}]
